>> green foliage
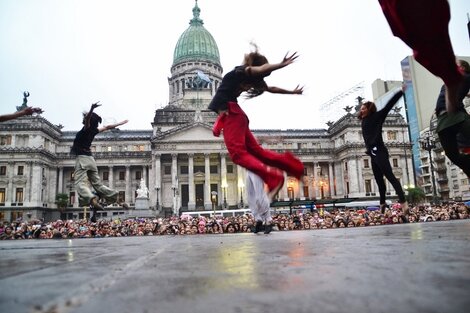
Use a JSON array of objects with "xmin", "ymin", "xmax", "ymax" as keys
[
  {"xmin": 55, "ymin": 193, "xmax": 69, "ymax": 211},
  {"xmin": 406, "ymin": 187, "xmax": 426, "ymax": 204}
]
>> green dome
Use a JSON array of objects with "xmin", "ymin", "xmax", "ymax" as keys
[{"xmin": 172, "ymin": 1, "xmax": 220, "ymax": 66}]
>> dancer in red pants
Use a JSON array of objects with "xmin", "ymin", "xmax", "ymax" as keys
[
  {"xmin": 379, "ymin": 0, "xmax": 463, "ymax": 112},
  {"xmin": 209, "ymin": 44, "xmax": 304, "ymax": 200}
]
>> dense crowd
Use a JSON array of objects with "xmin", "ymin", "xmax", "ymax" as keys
[{"xmin": 0, "ymin": 202, "xmax": 469, "ymax": 240}]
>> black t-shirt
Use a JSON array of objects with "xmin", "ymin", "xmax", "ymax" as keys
[
  {"xmin": 208, "ymin": 65, "xmax": 268, "ymax": 113},
  {"xmin": 70, "ymin": 127, "xmax": 99, "ymax": 156},
  {"xmin": 435, "ymin": 73, "xmax": 470, "ymax": 115},
  {"xmin": 361, "ymin": 90, "xmax": 403, "ymax": 150}
]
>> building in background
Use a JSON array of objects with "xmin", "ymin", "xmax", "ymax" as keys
[{"xmin": 0, "ymin": 2, "xmax": 414, "ymax": 222}]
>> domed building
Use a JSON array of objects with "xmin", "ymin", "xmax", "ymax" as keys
[{"xmin": 0, "ymin": 1, "xmax": 414, "ymax": 222}]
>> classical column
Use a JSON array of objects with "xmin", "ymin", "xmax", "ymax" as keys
[
  {"xmin": 154, "ymin": 154, "xmax": 161, "ymax": 210},
  {"xmin": 57, "ymin": 167, "xmax": 64, "ymax": 194},
  {"xmin": 187, "ymin": 153, "xmax": 195, "ymax": 210},
  {"xmin": 142, "ymin": 165, "xmax": 147, "ymax": 186},
  {"xmin": 220, "ymin": 153, "xmax": 227, "ymax": 208},
  {"xmin": 237, "ymin": 165, "xmax": 245, "ymax": 208},
  {"xmin": 7, "ymin": 162, "xmax": 14, "ymax": 203},
  {"xmin": 328, "ymin": 162, "xmax": 334, "ymax": 197},
  {"xmin": 171, "ymin": 154, "xmax": 178, "ymax": 214},
  {"xmin": 356, "ymin": 156, "xmax": 363, "ymax": 194},
  {"xmin": 204, "ymin": 153, "xmax": 211, "ymax": 209},
  {"xmin": 313, "ymin": 162, "xmax": 319, "ymax": 199},
  {"xmin": 125, "ymin": 165, "xmax": 131, "ymax": 203},
  {"xmin": 108, "ymin": 166, "xmax": 114, "ymax": 189}
]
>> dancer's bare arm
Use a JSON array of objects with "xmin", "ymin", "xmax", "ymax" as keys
[
  {"xmin": 0, "ymin": 107, "xmax": 43, "ymax": 122},
  {"xmin": 247, "ymin": 52, "xmax": 299, "ymax": 77},
  {"xmin": 99, "ymin": 119, "xmax": 129, "ymax": 132},
  {"xmin": 84, "ymin": 102, "xmax": 100, "ymax": 129},
  {"xmin": 267, "ymin": 85, "xmax": 304, "ymax": 95}
]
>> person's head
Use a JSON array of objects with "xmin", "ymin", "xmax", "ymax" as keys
[
  {"xmin": 358, "ymin": 101, "xmax": 377, "ymax": 119},
  {"xmin": 241, "ymin": 43, "xmax": 269, "ymax": 99},
  {"xmin": 457, "ymin": 59, "xmax": 470, "ymax": 75},
  {"xmin": 82, "ymin": 112, "xmax": 102, "ymax": 128}
]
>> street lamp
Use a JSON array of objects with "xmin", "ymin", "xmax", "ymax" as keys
[
  {"xmin": 419, "ymin": 131, "xmax": 438, "ymax": 204},
  {"xmin": 211, "ymin": 191, "xmax": 218, "ymax": 216},
  {"xmin": 239, "ymin": 181, "xmax": 244, "ymax": 208},
  {"xmin": 221, "ymin": 181, "xmax": 228, "ymax": 209},
  {"xmin": 155, "ymin": 186, "xmax": 160, "ymax": 211}
]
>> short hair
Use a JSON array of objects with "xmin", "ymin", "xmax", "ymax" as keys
[{"xmin": 458, "ymin": 59, "xmax": 470, "ymax": 74}]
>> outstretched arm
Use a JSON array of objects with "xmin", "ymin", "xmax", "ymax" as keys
[
  {"xmin": 84, "ymin": 102, "xmax": 100, "ymax": 129},
  {"xmin": 99, "ymin": 119, "xmax": 129, "ymax": 132},
  {"xmin": 247, "ymin": 52, "xmax": 299, "ymax": 77},
  {"xmin": 267, "ymin": 85, "xmax": 304, "ymax": 95},
  {"xmin": 0, "ymin": 107, "xmax": 43, "ymax": 123}
]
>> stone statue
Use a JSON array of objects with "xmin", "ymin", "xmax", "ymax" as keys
[
  {"xmin": 136, "ymin": 178, "xmax": 149, "ymax": 198},
  {"xmin": 16, "ymin": 91, "xmax": 30, "ymax": 111}
]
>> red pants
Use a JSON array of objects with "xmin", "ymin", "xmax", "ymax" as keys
[
  {"xmin": 379, "ymin": 0, "xmax": 462, "ymax": 85},
  {"xmin": 218, "ymin": 102, "xmax": 304, "ymax": 190}
]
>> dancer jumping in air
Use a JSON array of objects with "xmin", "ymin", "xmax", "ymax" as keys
[
  {"xmin": 435, "ymin": 59, "xmax": 470, "ymax": 177},
  {"xmin": 71, "ymin": 102, "xmax": 129, "ymax": 218},
  {"xmin": 378, "ymin": 0, "xmax": 463, "ymax": 112},
  {"xmin": 358, "ymin": 86, "xmax": 408, "ymax": 215},
  {"xmin": 209, "ymin": 44, "xmax": 304, "ymax": 201}
]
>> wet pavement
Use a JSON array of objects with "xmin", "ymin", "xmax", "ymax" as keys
[{"xmin": 1, "ymin": 220, "xmax": 469, "ymax": 313}]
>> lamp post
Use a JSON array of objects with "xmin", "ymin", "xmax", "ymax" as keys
[
  {"xmin": 238, "ymin": 181, "xmax": 244, "ymax": 208},
  {"xmin": 221, "ymin": 181, "xmax": 228, "ymax": 209},
  {"xmin": 419, "ymin": 131, "xmax": 438, "ymax": 204},
  {"xmin": 155, "ymin": 186, "xmax": 160, "ymax": 211},
  {"xmin": 211, "ymin": 191, "xmax": 218, "ymax": 216},
  {"xmin": 172, "ymin": 185, "xmax": 179, "ymax": 216}
]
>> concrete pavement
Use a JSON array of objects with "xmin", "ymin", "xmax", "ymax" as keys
[{"xmin": 1, "ymin": 220, "xmax": 469, "ymax": 313}]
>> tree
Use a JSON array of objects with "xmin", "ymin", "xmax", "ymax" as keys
[
  {"xmin": 55, "ymin": 193, "xmax": 69, "ymax": 212},
  {"xmin": 406, "ymin": 187, "xmax": 426, "ymax": 205}
]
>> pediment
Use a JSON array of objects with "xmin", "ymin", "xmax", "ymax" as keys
[{"xmin": 154, "ymin": 122, "xmax": 222, "ymax": 142}]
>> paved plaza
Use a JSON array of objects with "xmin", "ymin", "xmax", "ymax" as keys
[{"xmin": 1, "ymin": 220, "xmax": 469, "ymax": 313}]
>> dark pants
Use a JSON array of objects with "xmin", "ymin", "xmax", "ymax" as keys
[
  {"xmin": 370, "ymin": 146, "xmax": 406, "ymax": 204},
  {"xmin": 437, "ymin": 117, "xmax": 470, "ymax": 178}
]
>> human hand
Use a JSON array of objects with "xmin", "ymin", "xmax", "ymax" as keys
[
  {"xmin": 281, "ymin": 51, "xmax": 299, "ymax": 67},
  {"xmin": 91, "ymin": 101, "xmax": 101, "ymax": 110},
  {"xmin": 292, "ymin": 85, "xmax": 304, "ymax": 95}
]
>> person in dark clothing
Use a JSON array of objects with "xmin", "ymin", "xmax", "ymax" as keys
[
  {"xmin": 209, "ymin": 44, "xmax": 304, "ymax": 201},
  {"xmin": 71, "ymin": 102, "xmax": 128, "ymax": 211},
  {"xmin": 358, "ymin": 88, "xmax": 408, "ymax": 214},
  {"xmin": 435, "ymin": 59, "xmax": 470, "ymax": 178},
  {"xmin": 378, "ymin": 0, "xmax": 463, "ymax": 113}
]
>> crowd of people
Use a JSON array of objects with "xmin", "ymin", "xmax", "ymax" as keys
[{"xmin": 1, "ymin": 202, "xmax": 468, "ymax": 240}]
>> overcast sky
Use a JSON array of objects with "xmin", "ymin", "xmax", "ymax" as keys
[{"xmin": 1, "ymin": 0, "xmax": 469, "ymax": 131}]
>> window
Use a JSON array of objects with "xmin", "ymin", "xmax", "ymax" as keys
[
  {"xmin": 17, "ymin": 166, "xmax": 24, "ymax": 175},
  {"xmin": 164, "ymin": 165, "xmax": 172, "ymax": 175},
  {"xmin": 69, "ymin": 192, "xmax": 75, "ymax": 206},
  {"xmin": 287, "ymin": 187, "xmax": 294, "ymax": 199},
  {"xmin": 227, "ymin": 165, "xmax": 234, "ymax": 174},
  {"xmin": 387, "ymin": 131, "xmax": 397, "ymax": 141},
  {"xmin": 303, "ymin": 185, "xmax": 309, "ymax": 198},
  {"xmin": 136, "ymin": 171, "xmax": 142, "ymax": 180},
  {"xmin": 180, "ymin": 166, "xmax": 188, "ymax": 175},
  {"xmin": 15, "ymin": 188, "xmax": 24, "ymax": 203},
  {"xmin": 344, "ymin": 162, "xmax": 348, "ymax": 172},
  {"xmin": 0, "ymin": 188, "xmax": 5, "ymax": 202},
  {"xmin": 134, "ymin": 145, "xmax": 145, "ymax": 151},
  {"xmin": 194, "ymin": 166, "xmax": 205, "ymax": 173},
  {"xmin": 103, "ymin": 171, "xmax": 109, "ymax": 181},
  {"xmin": 364, "ymin": 159, "xmax": 369, "ymax": 168},
  {"xmin": 119, "ymin": 171, "xmax": 125, "ymax": 180},
  {"xmin": 210, "ymin": 165, "xmax": 218, "ymax": 174},
  {"xmin": 392, "ymin": 158, "xmax": 399, "ymax": 167},
  {"xmin": 0, "ymin": 166, "xmax": 6, "ymax": 176},
  {"xmin": 365, "ymin": 180, "xmax": 372, "ymax": 193},
  {"xmin": 11, "ymin": 211, "xmax": 23, "ymax": 221},
  {"xmin": 118, "ymin": 191, "xmax": 126, "ymax": 202},
  {"xmin": 0, "ymin": 135, "xmax": 12, "ymax": 146},
  {"xmin": 107, "ymin": 146, "xmax": 112, "ymax": 152}
]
